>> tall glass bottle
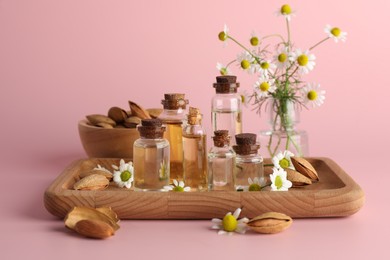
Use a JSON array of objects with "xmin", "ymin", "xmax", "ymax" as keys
[
  {"xmin": 133, "ymin": 119, "xmax": 170, "ymax": 191},
  {"xmin": 208, "ymin": 130, "xmax": 236, "ymax": 191},
  {"xmin": 158, "ymin": 93, "xmax": 188, "ymax": 182},
  {"xmin": 182, "ymin": 107, "xmax": 207, "ymax": 191},
  {"xmin": 233, "ymin": 133, "xmax": 264, "ymax": 191},
  {"xmin": 211, "ymin": 75, "xmax": 242, "ymax": 145}
]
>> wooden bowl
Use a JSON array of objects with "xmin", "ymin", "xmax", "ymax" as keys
[{"xmin": 78, "ymin": 120, "xmax": 140, "ymax": 158}]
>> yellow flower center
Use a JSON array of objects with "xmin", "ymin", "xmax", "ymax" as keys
[
  {"xmin": 307, "ymin": 90, "xmax": 318, "ymax": 101},
  {"xmin": 250, "ymin": 36, "xmax": 259, "ymax": 46},
  {"xmin": 120, "ymin": 170, "xmax": 131, "ymax": 182},
  {"xmin": 259, "ymin": 82, "xmax": 270, "ymax": 92},
  {"xmin": 241, "ymin": 60, "xmax": 250, "ymax": 69},
  {"xmin": 173, "ymin": 186, "xmax": 184, "ymax": 192},
  {"xmin": 331, "ymin": 27, "xmax": 341, "ymax": 37},
  {"xmin": 261, "ymin": 62, "xmax": 270, "ymax": 69},
  {"xmin": 279, "ymin": 158, "xmax": 290, "ymax": 169},
  {"xmin": 249, "ymin": 183, "xmax": 261, "ymax": 191},
  {"xmin": 281, "ymin": 4, "xmax": 292, "ymax": 15},
  {"xmin": 222, "ymin": 214, "xmax": 238, "ymax": 232},
  {"xmin": 275, "ymin": 175, "xmax": 283, "ymax": 189},
  {"xmin": 297, "ymin": 54, "xmax": 309, "ymax": 66},
  {"xmin": 240, "ymin": 94, "xmax": 246, "ymax": 103},
  {"xmin": 278, "ymin": 53, "xmax": 287, "ymax": 63},
  {"xmin": 220, "ymin": 68, "xmax": 228, "ymax": 75},
  {"xmin": 218, "ymin": 31, "xmax": 227, "ymax": 41}
]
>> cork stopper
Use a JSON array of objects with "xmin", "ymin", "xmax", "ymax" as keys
[
  {"xmin": 161, "ymin": 93, "xmax": 189, "ymax": 109},
  {"xmin": 137, "ymin": 119, "xmax": 166, "ymax": 138},
  {"xmin": 187, "ymin": 107, "xmax": 202, "ymax": 125},
  {"xmin": 212, "ymin": 130, "xmax": 230, "ymax": 147},
  {"xmin": 233, "ymin": 133, "xmax": 260, "ymax": 155},
  {"xmin": 213, "ymin": 76, "xmax": 240, "ymax": 93}
]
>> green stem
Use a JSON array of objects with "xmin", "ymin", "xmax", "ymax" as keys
[
  {"xmin": 309, "ymin": 37, "xmax": 330, "ymax": 51},
  {"xmin": 227, "ymin": 36, "xmax": 261, "ymax": 64},
  {"xmin": 225, "ymin": 59, "xmax": 236, "ymax": 68},
  {"xmin": 286, "ymin": 19, "xmax": 291, "ymax": 52},
  {"xmin": 261, "ymin": 34, "xmax": 286, "ymax": 43}
]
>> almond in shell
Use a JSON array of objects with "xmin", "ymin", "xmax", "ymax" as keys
[
  {"xmin": 128, "ymin": 101, "xmax": 151, "ymax": 119},
  {"xmin": 146, "ymin": 108, "xmax": 163, "ymax": 119},
  {"xmin": 64, "ymin": 206, "xmax": 120, "ymax": 231},
  {"xmin": 285, "ymin": 168, "xmax": 312, "ymax": 187},
  {"xmin": 74, "ymin": 219, "xmax": 115, "ymax": 239},
  {"xmin": 108, "ymin": 106, "xmax": 128, "ymax": 124},
  {"xmin": 291, "ymin": 157, "xmax": 319, "ymax": 182},
  {"xmin": 73, "ymin": 174, "xmax": 109, "ymax": 191},
  {"xmin": 247, "ymin": 212, "xmax": 292, "ymax": 234},
  {"xmin": 86, "ymin": 114, "xmax": 116, "ymax": 127},
  {"xmin": 79, "ymin": 169, "xmax": 113, "ymax": 181}
]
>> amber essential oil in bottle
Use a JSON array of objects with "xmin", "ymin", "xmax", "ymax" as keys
[
  {"xmin": 182, "ymin": 107, "xmax": 207, "ymax": 191},
  {"xmin": 133, "ymin": 119, "xmax": 170, "ymax": 191},
  {"xmin": 158, "ymin": 93, "xmax": 188, "ymax": 182}
]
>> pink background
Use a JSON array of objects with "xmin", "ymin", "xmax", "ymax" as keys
[{"xmin": 1, "ymin": 0, "xmax": 389, "ymax": 259}]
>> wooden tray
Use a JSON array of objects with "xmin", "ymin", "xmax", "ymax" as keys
[{"xmin": 44, "ymin": 157, "xmax": 364, "ymax": 219}]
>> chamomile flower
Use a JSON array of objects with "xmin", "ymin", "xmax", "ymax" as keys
[
  {"xmin": 290, "ymin": 49, "xmax": 316, "ymax": 74},
  {"xmin": 237, "ymin": 51, "xmax": 258, "ymax": 74},
  {"xmin": 274, "ymin": 47, "xmax": 290, "ymax": 69},
  {"xmin": 211, "ymin": 208, "xmax": 249, "ymax": 235},
  {"xmin": 272, "ymin": 150, "xmax": 295, "ymax": 170},
  {"xmin": 276, "ymin": 4, "xmax": 296, "ymax": 21},
  {"xmin": 218, "ymin": 24, "xmax": 229, "ymax": 43},
  {"xmin": 249, "ymin": 31, "xmax": 260, "ymax": 47},
  {"xmin": 324, "ymin": 24, "xmax": 347, "ymax": 43},
  {"xmin": 253, "ymin": 75, "xmax": 276, "ymax": 98},
  {"xmin": 239, "ymin": 90, "xmax": 250, "ymax": 108},
  {"xmin": 270, "ymin": 167, "xmax": 292, "ymax": 191},
  {"xmin": 248, "ymin": 177, "xmax": 266, "ymax": 191},
  {"xmin": 216, "ymin": 62, "xmax": 232, "ymax": 76},
  {"xmin": 301, "ymin": 83, "xmax": 326, "ymax": 107},
  {"xmin": 159, "ymin": 160, "xmax": 169, "ymax": 180},
  {"xmin": 112, "ymin": 159, "xmax": 134, "ymax": 189},
  {"xmin": 163, "ymin": 179, "xmax": 190, "ymax": 192},
  {"xmin": 258, "ymin": 60, "xmax": 276, "ymax": 77}
]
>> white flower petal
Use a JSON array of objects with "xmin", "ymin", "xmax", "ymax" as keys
[
  {"xmin": 211, "ymin": 218, "xmax": 222, "ymax": 224},
  {"xmin": 233, "ymin": 208, "xmax": 241, "ymax": 219}
]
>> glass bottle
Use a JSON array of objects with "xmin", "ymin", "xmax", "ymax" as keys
[
  {"xmin": 158, "ymin": 93, "xmax": 188, "ymax": 182},
  {"xmin": 258, "ymin": 98, "xmax": 308, "ymax": 158},
  {"xmin": 233, "ymin": 133, "xmax": 264, "ymax": 191},
  {"xmin": 211, "ymin": 75, "xmax": 242, "ymax": 145},
  {"xmin": 182, "ymin": 107, "xmax": 207, "ymax": 191},
  {"xmin": 133, "ymin": 119, "xmax": 170, "ymax": 191},
  {"xmin": 208, "ymin": 130, "xmax": 236, "ymax": 191}
]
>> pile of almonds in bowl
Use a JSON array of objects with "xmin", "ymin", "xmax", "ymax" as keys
[{"xmin": 85, "ymin": 101, "xmax": 162, "ymax": 129}]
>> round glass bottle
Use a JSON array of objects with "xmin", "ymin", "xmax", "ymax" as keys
[
  {"xmin": 133, "ymin": 119, "xmax": 170, "ymax": 191},
  {"xmin": 233, "ymin": 133, "xmax": 264, "ymax": 191},
  {"xmin": 211, "ymin": 75, "xmax": 242, "ymax": 145},
  {"xmin": 208, "ymin": 130, "xmax": 236, "ymax": 191},
  {"xmin": 258, "ymin": 98, "xmax": 308, "ymax": 158},
  {"xmin": 158, "ymin": 93, "xmax": 188, "ymax": 182},
  {"xmin": 182, "ymin": 107, "xmax": 207, "ymax": 191}
]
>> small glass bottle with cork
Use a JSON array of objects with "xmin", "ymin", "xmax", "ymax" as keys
[
  {"xmin": 208, "ymin": 130, "xmax": 236, "ymax": 191},
  {"xmin": 182, "ymin": 107, "xmax": 207, "ymax": 191},
  {"xmin": 233, "ymin": 133, "xmax": 264, "ymax": 191},
  {"xmin": 158, "ymin": 93, "xmax": 188, "ymax": 182},
  {"xmin": 133, "ymin": 119, "xmax": 170, "ymax": 191},
  {"xmin": 211, "ymin": 75, "xmax": 242, "ymax": 145}
]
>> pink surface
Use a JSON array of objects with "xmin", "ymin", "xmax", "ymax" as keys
[{"xmin": 0, "ymin": 0, "xmax": 389, "ymax": 259}]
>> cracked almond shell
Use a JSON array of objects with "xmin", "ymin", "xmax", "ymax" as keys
[
  {"xmin": 291, "ymin": 157, "xmax": 319, "ymax": 182},
  {"xmin": 73, "ymin": 174, "xmax": 109, "ymax": 191},
  {"xmin": 128, "ymin": 101, "xmax": 151, "ymax": 119},
  {"xmin": 285, "ymin": 168, "xmax": 312, "ymax": 187},
  {"xmin": 64, "ymin": 206, "xmax": 120, "ymax": 231},
  {"xmin": 108, "ymin": 106, "xmax": 128, "ymax": 124},
  {"xmin": 86, "ymin": 114, "xmax": 116, "ymax": 127},
  {"xmin": 247, "ymin": 212, "xmax": 292, "ymax": 234}
]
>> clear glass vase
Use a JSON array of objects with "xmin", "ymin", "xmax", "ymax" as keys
[{"xmin": 258, "ymin": 99, "xmax": 308, "ymax": 158}]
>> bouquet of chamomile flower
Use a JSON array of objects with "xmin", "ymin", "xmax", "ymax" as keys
[{"xmin": 216, "ymin": 4, "xmax": 347, "ymax": 157}]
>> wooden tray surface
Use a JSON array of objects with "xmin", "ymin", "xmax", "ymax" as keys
[{"xmin": 44, "ymin": 157, "xmax": 364, "ymax": 219}]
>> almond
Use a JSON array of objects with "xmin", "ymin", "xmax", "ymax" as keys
[{"xmin": 74, "ymin": 219, "xmax": 114, "ymax": 239}]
